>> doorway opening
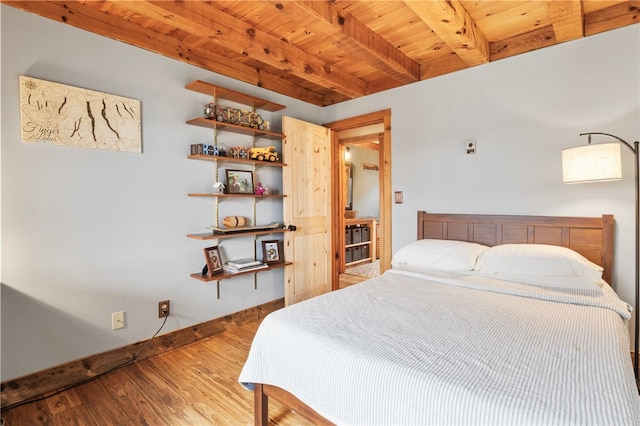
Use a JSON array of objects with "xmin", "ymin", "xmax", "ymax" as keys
[
  {"xmin": 341, "ymin": 131, "xmax": 381, "ymax": 279},
  {"xmin": 324, "ymin": 110, "xmax": 391, "ymax": 290}
]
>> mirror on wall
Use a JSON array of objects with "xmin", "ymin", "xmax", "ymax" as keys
[{"xmin": 345, "ymin": 162, "xmax": 353, "ymax": 212}]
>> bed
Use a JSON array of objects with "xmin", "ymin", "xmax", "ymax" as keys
[{"xmin": 239, "ymin": 212, "xmax": 640, "ymax": 425}]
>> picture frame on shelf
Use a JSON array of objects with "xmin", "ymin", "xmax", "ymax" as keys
[
  {"xmin": 203, "ymin": 245, "xmax": 224, "ymax": 276},
  {"xmin": 226, "ymin": 169, "xmax": 254, "ymax": 194},
  {"xmin": 262, "ymin": 240, "xmax": 283, "ymax": 264}
]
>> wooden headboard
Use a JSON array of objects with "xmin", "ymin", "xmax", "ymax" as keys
[{"xmin": 417, "ymin": 212, "xmax": 615, "ymax": 285}]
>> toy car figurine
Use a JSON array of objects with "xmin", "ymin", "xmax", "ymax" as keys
[
  {"xmin": 204, "ymin": 103, "xmax": 268, "ymax": 130},
  {"xmin": 249, "ymin": 146, "xmax": 279, "ymax": 162}
]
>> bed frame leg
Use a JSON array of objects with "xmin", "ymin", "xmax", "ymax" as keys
[{"xmin": 254, "ymin": 383, "xmax": 268, "ymax": 426}]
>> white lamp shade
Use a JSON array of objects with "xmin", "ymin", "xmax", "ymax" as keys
[{"xmin": 562, "ymin": 142, "xmax": 622, "ymax": 183}]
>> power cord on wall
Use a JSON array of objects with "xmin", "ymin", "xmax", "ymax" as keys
[{"xmin": 0, "ymin": 315, "xmax": 169, "ymax": 418}]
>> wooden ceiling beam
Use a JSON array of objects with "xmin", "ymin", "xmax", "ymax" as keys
[
  {"xmin": 486, "ymin": 2, "xmax": 635, "ymax": 61},
  {"xmin": 287, "ymin": 1, "xmax": 420, "ymax": 84},
  {"xmin": 492, "ymin": 2, "xmax": 639, "ymax": 62},
  {"xmin": 420, "ymin": 53, "xmax": 469, "ymax": 81},
  {"xmin": 404, "ymin": 0, "xmax": 489, "ymax": 66},
  {"xmin": 256, "ymin": 71, "xmax": 326, "ymax": 106},
  {"xmin": 121, "ymin": 1, "xmax": 367, "ymax": 99},
  {"xmin": 4, "ymin": 0, "xmax": 636, "ymax": 106},
  {"xmin": 547, "ymin": 0, "xmax": 584, "ymax": 42},
  {"xmin": 3, "ymin": 0, "xmax": 326, "ymax": 106},
  {"xmin": 584, "ymin": 1, "xmax": 640, "ymax": 36},
  {"xmin": 491, "ymin": 26, "xmax": 557, "ymax": 62}
]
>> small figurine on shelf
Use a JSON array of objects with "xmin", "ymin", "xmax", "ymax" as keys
[
  {"xmin": 190, "ymin": 144, "xmax": 204, "ymax": 155},
  {"xmin": 203, "ymin": 144, "xmax": 215, "ymax": 155},
  {"xmin": 205, "ymin": 145, "xmax": 223, "ymax": 156},
  {"xmin": 248, "ymin": 146, "xmax": 279, "ymax": 162},
  {"xmin": 254, "ymin": 182, "xmax": 266, "ymax": 195},
  {"xmin": 213, "ymin": 182, "xmax": 226, "ymax": 194}
]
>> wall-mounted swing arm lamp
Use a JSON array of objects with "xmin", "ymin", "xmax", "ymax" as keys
[{"xmin": 562, "ymin": 132, "xmax": 639, "ymax": 389}]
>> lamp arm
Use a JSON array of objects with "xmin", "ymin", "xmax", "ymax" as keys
[{"xmin": 579, "ymin": 132, "xmax": 638, "ymax": 155}]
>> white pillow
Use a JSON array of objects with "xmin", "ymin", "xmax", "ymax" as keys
[
  {"xmin": 391, "ymin": 239, "xmax": 489, "ymax": 272},
  {"xmin": 485, "ymin": 274, "xmax": 604, "ymax": 292},
  {"xmin": 475, "ymin": 244, "xmax": 604, "ymax": 284}
]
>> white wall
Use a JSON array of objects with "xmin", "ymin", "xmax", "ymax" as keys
[
  {"xmin": 325, "ymin": 24, "xmax": 640, "ymax": 345},
  {"xmin": 0, "ymin": 5, "xmax": 321, "ymax": 380}
]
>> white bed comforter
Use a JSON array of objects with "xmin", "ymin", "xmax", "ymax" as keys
[{"xmin": 239, "ymin": 269, "xmax": 640, "ymax": 425}]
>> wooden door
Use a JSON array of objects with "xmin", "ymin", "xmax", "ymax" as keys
[{"xmin": 282, "ymin": 117, "xmax": 332, "ymax": 306}]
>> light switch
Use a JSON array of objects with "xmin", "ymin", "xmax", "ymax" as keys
[
  {"xmin": 466, "ymin": 140, "xmax": 476, "ymax": 154},
  {"xmin": 394, "ymin": 191, "xmax": 403, "ymax": 204}
]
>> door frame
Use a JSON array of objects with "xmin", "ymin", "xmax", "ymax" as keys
[{"xmin": 324, "ymin": 109, "xmax": 392, "ymax": 290}]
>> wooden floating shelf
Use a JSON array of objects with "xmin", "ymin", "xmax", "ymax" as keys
[
  {"xmin": 187, "ymin": 154, "xmax": 286, "ymax": 167},
  {"xmin": 186, "ymin": 118, "xmax": 285, "ymax": 139},
  {"xmin": 345, "ymin": 240, "xmax": 372, "ymax": 249},
  {"xmin": 187, "ymin": 193, "xmax": 286, "ymax": 199},
  {"xmin": 345, "ymin": 258, "xmax": 373, "ymax": 267},
  {"xmin": 187, "ymin": 228, "xmax": 287, "ymax": 240},
  {"xmin": 190, "ymin": 261, "xmax": 292, "ymax": 282},
  {"xmin": 185, "ymin": 80, "xmax": 286, "ymax": 112},
  {"xmin": 184, "ymin": 81, "xmax": 290, "ymax": 299}
]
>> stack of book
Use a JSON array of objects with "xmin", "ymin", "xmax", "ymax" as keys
[{"xmin": 223, "ymin": 258, "xmax": 268, "ymax": 274}]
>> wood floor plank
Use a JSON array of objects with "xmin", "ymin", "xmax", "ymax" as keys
[
  {"xmin": 0, "ymin": 318, "xmax": 311, "ymax": 425},
  {"xmin": 0, "ymin": 399, "xmax": 51, "ymax": 425},
  {"xmin": 171, "ymin": 404, "xmax": 226, "ymax": 425},
  {"xmin": 100, "ymin": 366, "xmax": 174, "ymax": 425},
  {"xmin": 71, "ymin": 379, "xmax": 134, "ymax": 425},
  {"xmin": 154, "ymin": 351, "xmax": 253, "ymax": 421},
  {"xmin": 44, "ymin": 390, "xmax": 82, "ymax": 415}
]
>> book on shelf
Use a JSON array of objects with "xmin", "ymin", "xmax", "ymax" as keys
[
  {"xmin": 224, "ymin": 258, "xmax": 262, "ymax": 269},
  {"xmin": 223, "ymin": 263, "xmax": 269, "ymax": 274}
]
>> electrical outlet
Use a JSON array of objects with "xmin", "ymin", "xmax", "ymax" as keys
[
  {"xmin": 112, "ymin": 311, "xmax": 125, "ymax": 330},
  {"xmin": 158, "ymin": 300, "xmax": 170, "ymax": 318}
]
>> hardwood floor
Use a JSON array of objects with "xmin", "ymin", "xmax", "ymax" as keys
[
  {"xmin": 338, "ymin": 273, "xmax": 368, "ymax": 289},
  {"xmin": 0, "ymin": 320, "xmax": 312, "ymax": 425}
]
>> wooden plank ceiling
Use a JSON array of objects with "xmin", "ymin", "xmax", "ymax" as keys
[{"xmin": 3, "ymin": 1, "xmax": 638, "ymax": 106}]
